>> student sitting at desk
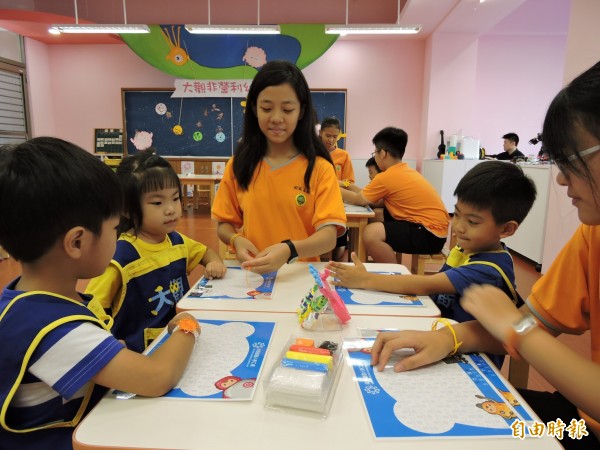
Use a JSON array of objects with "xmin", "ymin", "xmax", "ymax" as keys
[
  {"xmin": 329, "ymin": 161, "xmax": 537, "ymax": 367},
  {"xmin": 319, "ymin": 116, "xmax": 355, "ymax": 260},
  {"xmin": 340, "ymin": 126, "xmax": 449, "ymax": 263},
  {"xmin": 0, "ymin": 138, "xmax": 198, "ymax": 450},
  {"xmin": 212, "ymin": 61, "xmax": 346, "ymax": 274},
  {"xmin": 368, "ymin": 60, "xmax": 600, "ymax": 450},
  {"xmin": 86, "ymin": 152, "xmax": 225, "ymax": 353},
  {"xmin": 364, "ymin": 156, "xmax": 385, "ymax": 222},
  {"xmin": 319, "ymin": 116, "xmax": 355, "ymax": 187}
]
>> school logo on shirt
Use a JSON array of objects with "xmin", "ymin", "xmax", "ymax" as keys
[
  {"xmin": 335, "ymin": 164, "xmax": 342, "ymax": 172},
  {"xmin": 295, "ymin": 193, "xmax": 306, "ymax": 206}
]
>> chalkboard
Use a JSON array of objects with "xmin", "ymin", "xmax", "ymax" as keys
[{"xmin": 122, "ymin": 88, "xmax": 346, "ymax": 157}]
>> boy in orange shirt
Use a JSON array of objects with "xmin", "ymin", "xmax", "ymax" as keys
[{"xmin": 341, "ymin": 127, "xmax": 449, "ymax": 263}]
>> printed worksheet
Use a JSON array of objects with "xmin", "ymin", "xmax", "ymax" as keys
[
  {"xmin": 186, "ymin": 266, "xmax": 276, "ymax": 300},
  {"xmin": 335, "ymin": 272, "xmax": 425, "ymax": 307},
  {"xmin": 344, "ymin": 338, "xmax": 536, "ymax": 439},
  {"xmin": 344, "ymin": 203, "xmax": 374, "ymax": 214},
  {"xmin": 145, "ymin": 319, "xmax": 275, "ymax": 400}
]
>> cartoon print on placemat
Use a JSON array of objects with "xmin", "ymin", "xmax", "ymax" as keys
[{"xmin": 147, "ymin": 320, "xmax": 275, "ymax": 400}]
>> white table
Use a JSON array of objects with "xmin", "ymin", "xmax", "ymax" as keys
[
  {"xmin": 177, "ymin": 262, "xmax": 441, "ymax": 317},
  {"xmin": 73, "ymin": 311, "xmax": 560, "ymax": 450}
]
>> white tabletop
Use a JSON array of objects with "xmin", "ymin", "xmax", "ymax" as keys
[
  {"xmin": 73, "ymin": 311, "xmax": 560, "ymax": 450},
  {"xmin": 177, "ymin": 262, "xmax": 441, "ymax": 317}
]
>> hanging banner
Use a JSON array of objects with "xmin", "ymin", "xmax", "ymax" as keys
[{"xmin": 172, "ymin": 79, "xmax": 252, "ymax": 98}]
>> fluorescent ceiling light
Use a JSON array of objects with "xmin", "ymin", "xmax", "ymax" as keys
[
  {"xmin": 49, "ymin": 24, "xmax": 150, "ymax": 34},
  {"xmin": 325, "ymin": 24, "xmax": 421, "ymax": 35},
  {"xmin": 185, "ymin": 24, "xmax": 280, "ymax": 35}
]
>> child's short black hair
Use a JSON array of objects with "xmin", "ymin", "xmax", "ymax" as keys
[
  {"xmin": 320, "ymin": 116, "xmax": 341, "ymax": 130},
  {"xmin": 365, "ymin": 157, "xmax": 381, "ymax": 171},
  {"xmin": 372, "ymin": 127, "xmax": 408, "ymax": 159},
  {"xmin": 454, "ymin": 161, "xmax": 536, "ymax": 224},
  {"xmin": 0, "ymin": 137, "xmax": 121, "ymax": 263},
  {"xmin": 117, "ymin": 152, "xmax": 182, "ymax": 235}
]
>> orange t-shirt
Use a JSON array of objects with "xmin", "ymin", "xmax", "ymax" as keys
[
  {"xmin": 212, "ymin": 155, "xmax": 346, "ymax": 260},
  {"xmin": 362, "ymin": 162, "xmax": 449, "ymax": 237},
  {"xmin": 528, "ymin": 224, "xmax": 600, "ymax": 439},
  {"xmin": 330, "ymin": 148, "xmax": 355, "ymax": 183}
]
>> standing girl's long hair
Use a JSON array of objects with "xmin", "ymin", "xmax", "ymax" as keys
[{"xmin": 233, "ymin": 60, "xmax": 331, "ymax": 192}]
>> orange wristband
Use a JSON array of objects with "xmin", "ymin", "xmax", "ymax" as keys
[{"xmin": 172, "ymin": 318, "xmax": 201, "ymax": 343}]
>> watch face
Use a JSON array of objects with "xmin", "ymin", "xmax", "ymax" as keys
[{"xmin": 514, "ymin": 315, "xmax": 537, "ymax": 335}]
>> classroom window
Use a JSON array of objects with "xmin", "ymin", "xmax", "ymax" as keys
[{"xmin": 0, "ymin": 61, "xmax": 29, "ymax": 146}]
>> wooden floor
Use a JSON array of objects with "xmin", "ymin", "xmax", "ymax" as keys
[{"xmin": 0, "ymin": 204, "xmax": 590, "ymax": 392}]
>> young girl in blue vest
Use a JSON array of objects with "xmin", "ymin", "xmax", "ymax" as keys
[{"xmin": 86, "ymin": 151, "xmax": 226, "ymax": 352}]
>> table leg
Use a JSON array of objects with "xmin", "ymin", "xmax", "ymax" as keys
[
  {"xmin": 356, "ymin": 220, "xmax": 367, "ymax": 261},
  {"xmin": 209, "ymin": 181, "xmax": 215, "ymax": 207},
  {"xmin": 193, "ymin": 185, "xmax": 199, "ymax": 210}
]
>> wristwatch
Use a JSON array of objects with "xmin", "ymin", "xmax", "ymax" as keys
[
  {"xmin": 281, "ymin": 239, "xmax": 299, "ymax": 264},
  {"xmin": 503, "ymin": 314, "xmax": 537, "ymax": 360}
]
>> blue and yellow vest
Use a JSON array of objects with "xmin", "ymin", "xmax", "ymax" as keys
[
  {"xmin": 110, "ymin": 231, "xmax": 190, "ymax": 352},
  {"xmin": 0, "ymin": 291, "xmax": 112, "ymax": 437}
]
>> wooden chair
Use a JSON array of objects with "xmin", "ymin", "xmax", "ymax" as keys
[{"xmin": 399, "ymin": 223, "xmax": 457, "ymax": 276}]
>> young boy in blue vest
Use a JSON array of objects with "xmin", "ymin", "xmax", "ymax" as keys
[
  {"xmin": 328, "ymin": 161, "xmax": 537, "ymax": 367},
  {"xmin": 0, "ymin": 138, "xmax": 199, "ymax": 450}
]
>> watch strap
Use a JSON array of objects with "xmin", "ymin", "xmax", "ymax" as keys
[{"xmin": 281, "ymin": 239, "xmax": 298, "ymax": 263}]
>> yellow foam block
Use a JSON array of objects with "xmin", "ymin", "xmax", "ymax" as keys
[{"xmin": 286, "ymin": 351, "xmax": 333, "ymax": 369}]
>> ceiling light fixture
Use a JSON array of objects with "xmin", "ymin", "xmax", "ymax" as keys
[
  {"xmin": 185, "ymin": 25, "xmax": 280, "ymax": 35},
  {"xmin": 325, "ymin": 0, "xmax": 421, "ymax": 36},
  {"xmin": 49, "ymin": 0, "xmax": 149, "ymax": 34},
  {"xmin": 325, "ymin": 24, "xmax": 421, "ymax": 35},
  {"xmin": 185, "ymin": 0, "xmax": 280, "ymax": 35}
]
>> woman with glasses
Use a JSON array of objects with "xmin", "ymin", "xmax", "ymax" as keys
[{"xmin": 369, "ymin": 61, "xmax": 600, "ymax": 450}]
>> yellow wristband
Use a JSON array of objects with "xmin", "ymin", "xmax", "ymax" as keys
[
  {"xmin": 431, "ymin": 318, "xmax": 463, "ymax": 356},
  {"xmin": 229, "ymin": 233, "xmax": 243, "ymax": 247}
]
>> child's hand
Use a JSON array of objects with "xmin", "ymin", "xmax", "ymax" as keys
[
  {"xmin": 241, "ymin": 242, "xmax": 287, "ymax": 274},
  {"xmin": 204, "ymin": 261, "xmax": 227, "ymax": 279},
  {"xmin": 460, "ymin": 285, "xmax": 522, "ymax": 343},
  {"xmin": 327, "ymin": 252, "xmax": 370, "ymax": 289},
  {"xmin": 370, "ymin": 329, "xmax": 455, "ymax": 373}
]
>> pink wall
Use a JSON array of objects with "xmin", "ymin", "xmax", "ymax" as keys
[
  {"xmin": 541, "ymin": 0, "xmax": 600, "ymax": 272},
  {"xmin": 423, "ymin": 33, "xmax": 479, "ymax": 161},
  {"xmin": 25, "ymin": 39, "xmax": 55, "ymax": 137},
  {"xmin": 25, "ymin": 38, "xmax": 426, "ymax": 158},
  {"xmin": 475, "ymin": 34, "xmax": 567, "ymax": 156},
  {"xmin": 303, "ymin": 39, "xmax": 425, "ymax": 159}
]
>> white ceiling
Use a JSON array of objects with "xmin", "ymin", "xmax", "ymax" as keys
[{"xmin": 0, "ymin": 0, "xmax": 570, "ymax": 45}]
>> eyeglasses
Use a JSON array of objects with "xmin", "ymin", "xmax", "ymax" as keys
[
  {"xmin": 567, "ymin": 144, "xmax": 600, "ymax": 161},
  {"xmin": 554, "ymin": 144, "xmax": 600, "ymax": 173}
]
